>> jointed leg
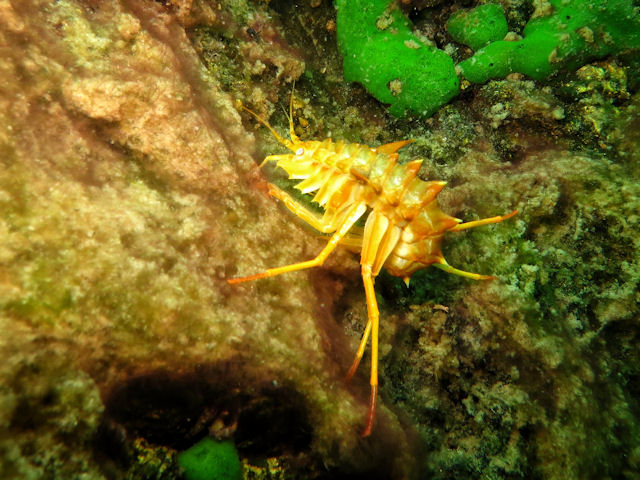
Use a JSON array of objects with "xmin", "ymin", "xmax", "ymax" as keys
[
  {"xmin": 228, "ymin": 202, "xmax": 367, "ymax": 284},
  {"xmin": 345, "ymin": 317, "xmax": 372, "ymax": 383},
  {"xmin": 267, "ymin": 184, "xmax": 333, "ymax": 233},
  {"xmin": 449, "ymin": 210, "xmax": 517, "ymax": 232},
  {"xmin": 438, "ymin": 210, "xmax": 517, "ymax": 281},
  {"xmin": 375, "ymin": 139, "xmax": 414, "ymax": 155},
  {"xmin": 432, "ymin": 261, "xmax": 496, "ymax": 281},
  {"xmin": 352, "ymin": 210, "xmax": 390, "ymax": 437},
  {"xmin": 360, "ymin": 264, "xmax": 379, "ymax": 437}
]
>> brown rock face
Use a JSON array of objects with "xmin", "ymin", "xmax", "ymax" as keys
[{"xmin": 0, "ymin": 0, "xmax": 410, "ymax": 478}]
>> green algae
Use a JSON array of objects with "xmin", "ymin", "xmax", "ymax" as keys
[
  {"xmin": 458, "ymin": 0, "xmax": 640, "ymax": 83},
  {"xmin": 336, "ymin": 0, "xmax": 459, "ymax": 117},
  {"xmin": 446, "ymin": 4, "xmax": 508, "ymax": 51},
  {"xmin": 336, "ymin": 0, "xmax": 640, "ymax": 117},
  {"xmin": 178, "ymin": 438, "xmax": 241, "ymax": 480}
]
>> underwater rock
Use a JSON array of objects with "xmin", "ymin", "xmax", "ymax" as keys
[
  {"xmin": 0, "ymin": 340, "xmax": 105, "ymax": 479},
  {"xmin": 397, "ymin": 146, "xmax": 640, "ymax": 479},
  {"xmin": 1, "ymin": 0, "xmax": 639, "ymax": 479},
  {"xmin": 0, "ymin": 0, "xmax": 410, "ymax": 478}
]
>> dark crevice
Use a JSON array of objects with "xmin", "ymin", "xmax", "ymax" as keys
[{"xmin": 96, "ymin": 362, "xmax": 312, "ymax": 463}]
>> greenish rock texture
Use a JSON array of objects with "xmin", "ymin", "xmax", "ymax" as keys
[
  {"xmin": 1, "ymin": 0, "xmax": 639, "ymax": 479},
  {"xmin": 0, "ymin": 0, "xmax": 410, "ymax": 478},
  {"xmin": 178, "ymin": 438, "xmax": 242, "ymax": 480},
  {"xmin": 446, "ymin": 3, "xmax": 508, "ymax": 51},
  {"xmin": 336, "ymin": 0, "xmax": 459, "ymax": 117}
]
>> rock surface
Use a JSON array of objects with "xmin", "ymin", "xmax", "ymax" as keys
[{"xmin": 0, "ymin": 1, "xmax": 410, "ymax": 478}]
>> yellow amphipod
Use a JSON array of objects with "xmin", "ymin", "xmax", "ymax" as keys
[{"xmin": 228, "ymin": 89, "xmax": 517, "ymax": 436}]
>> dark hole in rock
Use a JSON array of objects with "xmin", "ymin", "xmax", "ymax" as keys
[
  {"xmin": 234, "ymin": 386, "xmax": 312, "ymax": 456},
  {"xmin": 97, "ymin": 362, "xmax": 312, "ymax": 458}
]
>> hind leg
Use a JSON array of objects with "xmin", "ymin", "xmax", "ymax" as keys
[
  {"xmin": 351, "ymin": 211, "xmax": 392, "ymax": 437},
  {"xmin": 359, "ymin": 264, "xmax": 380, "ymax": 437}
]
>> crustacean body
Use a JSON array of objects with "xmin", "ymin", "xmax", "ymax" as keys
[{"xmin": 228, "ymin": 91, "xmax": 516, "ymax": 436}]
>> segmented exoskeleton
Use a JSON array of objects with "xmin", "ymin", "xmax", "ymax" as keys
[{"xmin": 228, "ymin": 90, "xmax": 517, "ymax": 437}]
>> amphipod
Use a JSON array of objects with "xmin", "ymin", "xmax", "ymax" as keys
[{"xmin": 228, "ymin": 90, "xmax": 517, "ymax": 436}]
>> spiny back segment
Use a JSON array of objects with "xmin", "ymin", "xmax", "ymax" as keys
[
  {"xmin": 240, "ymin": 93, "xmax": 446, "ymax": 229},
  {"xmin": 268, "ymin": 139, "xmax": 454, "ymax": 230}
]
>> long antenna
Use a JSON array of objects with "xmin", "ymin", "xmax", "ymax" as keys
[{"xmin": 238, "ymin": 97, "xmax": 295, "ymax": 151}]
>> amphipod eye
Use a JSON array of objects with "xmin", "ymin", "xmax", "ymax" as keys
[{"xmin": 296, "ymin": 148, "xmax": 304, "ymax": 156}]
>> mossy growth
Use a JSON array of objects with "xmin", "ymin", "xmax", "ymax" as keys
[
  {"xmin": 177, "ymin": 437, "xmax": 242, "ymax": 480},
  {"xmin": 446, "ymin": 4, "xmax": 508, "ymax": 51},
  {"xmin": 458, "ymin": 0, "xmax": 640, "ymax": 83},
  {"xmin": 336, "ymin": 0, "xmax": 459, "ymax": 117},
  {"xmin": 336, "ymin": 0, "xmax": 640, "ymax": 117}
]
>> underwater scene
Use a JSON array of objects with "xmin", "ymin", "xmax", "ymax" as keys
[{"xmin": 1, "ymin": 0, "xmax": 639, "ymax": 479}]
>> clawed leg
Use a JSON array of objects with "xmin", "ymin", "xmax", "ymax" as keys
[{"xmin": 227, "ymin": 202, "xmax": 366, "ymax": 284}]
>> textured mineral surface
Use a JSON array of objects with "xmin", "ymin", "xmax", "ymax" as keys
[
  {"xmin": 1, "ymin": 1, "xmax": 639, "ymax": 479},
  {"xmin": 0, "ymin": 0, "xmax": 410, "ymax": 478}
]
